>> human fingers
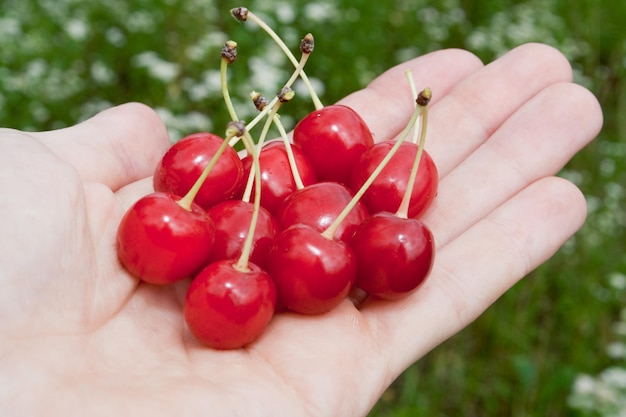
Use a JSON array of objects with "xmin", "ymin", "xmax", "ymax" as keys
[
  {"xmin": 424, "ymin": 81, "xmax": 603, "ymax": 247},
  {"xmin": 337, "ymin": 48, "xmax": 484, "ymax": 142},
  {"xmin": 31, "ymin": 102, "xmax": 170, "ymax": 191},
  {"xmin": 0, "ymin": 130, "xmax": 97, "ymax": 335},
  {"xmin": 364, "ymin": 176, "xmax": 587, "ymax": 376},
  {"xmin": 339, "ymin": 44, "xmax": 575, "ymax": 178},
  {"xmin": 425, "ymin": 43, "xmax": 575, "ymax": 176},
  {"xmin": 114, "ymin": 177, "xmax": 155, "ymax": 210}
]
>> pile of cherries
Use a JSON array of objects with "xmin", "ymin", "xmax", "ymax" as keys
[{"xmin": 116, "ymin": 7, "xmax": 438, "ymax": 350}]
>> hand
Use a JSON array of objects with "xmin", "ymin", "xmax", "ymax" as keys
[{"xmin": 0, "ymin": 43, "xmax": 602, "ymax": 416}]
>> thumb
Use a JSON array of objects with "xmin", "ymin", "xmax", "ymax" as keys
[{"xmin": 32, "ymin": 103, "xmax": 171, "ymax": 191}]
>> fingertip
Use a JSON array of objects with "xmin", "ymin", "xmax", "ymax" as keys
[
  {"xmin": 546, "ymin": 175, "xmax": 589, "ymax": 234},
  {"xmin": 337, "ymin": 48, "xmax": 484, "ymax": 143},
  {"xmin": 502, "ymin": 42, "xmax": 574, "ymax": 83},
  {"xmin": 366, "ymin": 47, "xmax": 485, "ymax": 95},
  {"xmin": 34, "ymin": 102, "xmax": 171, "ymax": 190},
  {"xmin": 89, "ymin": 101, "xmax": 172, "ymax": 165}
]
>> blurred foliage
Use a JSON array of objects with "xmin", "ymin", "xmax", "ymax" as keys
[{"xmin": 1, "ymin": 0, "xmax": 625, "ymax": 415}]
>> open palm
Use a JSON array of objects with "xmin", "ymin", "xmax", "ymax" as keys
[{"xmin": 0, "ymin": 43, "xmax": 602, "ymax": 416}]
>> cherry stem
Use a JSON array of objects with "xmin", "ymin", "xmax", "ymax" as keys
[
  {"xmin": 395, "ymin": 87, "xmax": 432, "ymax": 219},
  {"xmin": 405, "ymin": 70, "xmax": 421, "ymax": 145},
  {"xmin": 220, "ymin": 41, "xmax": 256, "ymax": 154},
  {"xmin": 234, "ymin": 130, "xmax": 262, "ymax": 273},
  {"xmin": 241, "ymin": 44, "xmax": 311, "ymax": 200},
  {"xmin": 177, "ymin": 121, "xmax": 245, "ymax": 211},
  {"xmin": 231, "ymin": 8, "xmax": 324, "ymax": 110},
  {"xmin": 241, "ymin": 90, "xmax": 292, "ymax": 202},
  {"xmin": 242, "ymin": 35, "xmax": 311, "ymax": 131},
  {"xmin": 223, "ymin": 36, "xmax": 310, "ymax": 152},
  {"xmin": 272, "ymin": 113, "xmax": 305, "ymax": 190},
  {"xmin": 220, "ymin": 40, "xmax": 239, "ymax": 122},
  {"xmin": 321, "ymin": 97, "xmax": 426, "ymax": 240}
]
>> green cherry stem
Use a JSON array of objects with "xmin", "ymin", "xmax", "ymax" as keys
[
  {"xmin": 395, "ymin": 87, "xmax": 432, "ymax": 219},
  {"xmin": 247, "ymin": 90, "xmax": 305, "ymax": 192},
  {"xmin": 243, "ymin": 32, "xmax": 316, "ymax": 136},
  {"xmin": 272, "ymin": 113, "xmax": 305, "ymax": 190},
  {"xmin": 242, "ymin": 87, "xmax": 295, "ymax": 202},
  {"xmin": 231, "ymin": 7, "xmax": 324, "ymax": 110},
  {"xmin": 233, "ymin": 127, "xmax": 262, "ymax": 273},
  {"xmin": 321, "ymin": 91, "xmax": 426, "ymax": 240},
  {"xmin": 405, "ymin": 70, "xmax": 422, "ymax": 145},
  {"xmin": 176, "ymin": 121, "xmax": 245, "ymax": 211},
  {"xmin": 220, "ymin": 40, "xmax": 239, "ymax": 122},
  {"xmin": 220, "ymin": 41, "xmax": 257, "ymax": 154}
]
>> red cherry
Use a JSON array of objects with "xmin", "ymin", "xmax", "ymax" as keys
[
  {"xmin": 266, "ymin": 224, "xmax": 357, "ymax": 314},
  {"xmin": 293, "ymin": 105, "xmax": 374, "ymax": 184},
  {"xmin": 349, "ymin": 140, "xmax": 438, "ymax": 218},
  {"xmin": 206, "ymin": 200, "xmax": 278, "ymax": 269},
  {"xmin": 240, "ymin": 141, "xmax": 318, "ymax": 214},
  {"xmin": 275, "ymin": 182, "xmax": 368, "ymax": 242},
  {"xmin": 184, "ymin": 260, "xmax": 276, "ymax": 349},
  {"xmin": 116, "ymin": 192, "xmax": 216, "ymax": 285},
  {"xmin": 153, "ymin": 132, "xmax": 244, "ymax": 210},
  {"xmin": 350, "ymin": 212, "xmax": 434, "ymax": 300}
]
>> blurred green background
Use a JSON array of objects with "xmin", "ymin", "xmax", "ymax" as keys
[{"xmin": 2, "ymin": 0, "xmax": 625, "ymax": 415}]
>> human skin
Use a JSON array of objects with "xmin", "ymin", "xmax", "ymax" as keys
[{"xmin": 0, "ymin": 43, "xmax": 602, "ymax": 417}]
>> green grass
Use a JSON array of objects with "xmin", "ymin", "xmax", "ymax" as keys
[{"xmin": 1, "ymin": 0, "xmax": 625, "ymax": 415}]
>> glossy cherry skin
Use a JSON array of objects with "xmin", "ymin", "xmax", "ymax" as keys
[
  {"xmin": 206, "ymin": 200, "xmax": 278, "ymax": 269},
  {"xmin": 153, "ymin": 132, "xmax": 244, "ymax": 210},
  {"xmin": 275, "ymin": 182, "xmax": 369, "ymax": 242},
  {"xmin": 240, "ymin": 141, "xmax": 318, "ymax": 215},
  {"xmin": 350, "ymin": 212, "xmax": 434, "ymax": 300},
  {"xmin": 184, "ymin": 260, "xmax": 276, "ymax": 349},
  {"xmin": 116, "ymin": 192, "xmax": 216, "ymax": 285},
  {"xmin": 349, "ymin": 140, "xmax": 438, "ymax": 218},
  {"xmin": 293, "ymin": 105, "xmax": 374, "ymax": 184},
  {"xmin": 265, "ymin": 223, "xmax": 357, "ymax": 315}
]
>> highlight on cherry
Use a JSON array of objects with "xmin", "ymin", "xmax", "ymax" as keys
[{"xmin": 115, "ymin": 6, "xmax": 438, "ymax": 349}]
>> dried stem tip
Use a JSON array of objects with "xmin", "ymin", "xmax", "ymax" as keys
[
  {"xmin": 278, "ymin": 86, "xmax": 295, "ymax": 103},
  {"xmin": 226, "ymin": 120, "xmax": 247, "ymax": 138},
  {"xmin": 231, "ymin": 7, "xmax": 248, "ymax": 21},
  {"xmin": 250, "ymin": 91, "xmax": 269, "ymax": 111},
  {"xmin": 416, "ymin": 87, "xmax": 432, "ymax": 107},
  {"xmin": 300, "ymin": 33, "xmax": 315, "ymax": 54},
  {"xmin": 221, "ymin": 40, "xmax": 238, "ymax": 63}
]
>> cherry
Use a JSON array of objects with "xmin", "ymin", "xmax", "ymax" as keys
[
  {"xmin": 293, "ymin": 105, "xmax": 374, "ymax": 184},
  {"xmin": 350, "ymin": 212, "xmax": 434, "ymax": 300},
  {"xmin": 240, "ymin": 141, "xmax": 318, "ymax": 215},
  {"xmin": 206, "ymin": 199, "xmax": 278, "ymax": 269},
  {"xmin": 184, "ymin": 260, "xmax": 276, "ymax": 349},
  {"xmin": 153, "ymin": 132, "xmax": 244, "ymax": 210},
  {"xmin": 116, "ymin": 192, "xmax": 216, "ymax": 285},
  {"xmin": 182, "ymin": 114, "xmax": 279, "ymax": 349},
  {"xmin": 349, "ymin": 141, "xmax": 438, "ymax": 218},
  {"xmin": 275, "ymin": 181, "xmax": 369, "ymax": 242},
  {"xmin": 118, "ymin": 122, "xmax": 247, "ymax": 285},
  {"xmin": 265, "ymin": 223, "xmax": 357, "ymax": 315},
  {"xmin": 350, "ymin": 86, "xmax": 436, "ymax": 299}
]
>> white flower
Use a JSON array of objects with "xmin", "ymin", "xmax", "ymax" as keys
[
  {"xmin": 572, "ymin": 374, "xmax": 597, "ymax": 395},
  {"xmin": 0, "ymin": 17, "xmax": 21, "ymax": 37},
  {"xmin": 65, "ymin": 19, "xmax": 88, "ymax": 41},
  {"xmin": 606, "ymin": 342, "xmax": 626, "ymax": 360},
  {"xmin": 600, "ymin": 367, "xmax": 626, "ymax": 389},
  {"xmin": 275, "ymin": 2, "xmax": 296, "ymax": 24},
  {"xmin": 304, "ymin": 2, "xmax": 338, "ymax": 23},
  {"xmin": 132, "ymin": 51, "xmax": 180, "ymax": 83},
  {"xmin": 608, "ymin": 272, "xmax": 626, "ymax": 291},
  {"xmin": 105, "ymin": 27, "xmax": 126, "ymax": 47},
  {"xmin": 125, "ymin": 11, "xmax": 155, "ymax": 33},
  {"xmin": 90, "ymin": 61, "xmax": 116, "ymax": 85}
]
